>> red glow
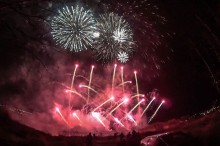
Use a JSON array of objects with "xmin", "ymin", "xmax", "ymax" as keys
[
  {"xmin": 75, "ymin": 64, "xmax": 78, "ymax": 68},
  {"xmin": 79, "ymin": 84, "xmax": 82, "ymax": 88},
  {"xmin": 114, "ymin": 64, "xmax": 117, "ymax": 67},
  {"xmin": 162, "ymin": 100, "xmax": 165, "ymax": 103},
  {"xmin": 134, "ymin": 71, "xmax": 137, "ymax": 74},
  {"xmin": 121, "ymin": 66, "xmax": 123, "ymax": 70},
  {"xmin": 92, "ymin": 65, "xmax": 95, "ymax": 68}
]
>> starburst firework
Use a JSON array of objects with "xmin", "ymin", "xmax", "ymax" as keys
[
  {"xmin": 117, "ymin": 51, "xmax": 129, "ymax": 63},
  {"xmin": 92, "ymin": 12, "xmax": 135, "ymax": 63},
  {"xmin": 51, "ymin": 5, "xmax": 96, "ymax": 52},
  {"xmin": 101, "ymin": 0, "xmax": 174, "ymax": 78}
]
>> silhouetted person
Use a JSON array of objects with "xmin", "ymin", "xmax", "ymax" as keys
[
  {"xmin": 117, "ymin": 138, "xmax": 126, "ymax": 146},
  {"xmin": 132, "ymin": 130, "xmax": 137, "ymax": 136},
  {"xmin": 130, "ymin": 130, "xmax": 141, "ymax": 146},
  {"xmin": 127, "ymin": 132, "xmax": 131, "ymax": 139},
  {"xmin": 114, "ymin": 132, "xmax": 118, "ymax": 138},
  {"xmin": 119, "ymin": 132, "xmax": 124, "ymax": 140},
  {"xmin": 93, "ymin": 133, "xmax": 96, "ymax": 138},
  {"xmin": 117, "ymin": 132, "xmax": 126, "ymax": 146},
  {"xmin": 136, "ymin": 132, "xmax": 141, "ymax": 146},
  {"xmin": 86, "ymin": 133, "xmax": 93, "ymax": 146}
]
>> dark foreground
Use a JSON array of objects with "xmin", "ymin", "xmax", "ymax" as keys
[{"xmin": 0, "ymin": 107, "xmax": 220, "ymax": 146}]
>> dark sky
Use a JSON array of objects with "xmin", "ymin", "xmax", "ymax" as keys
[
  {"xmin": 0, "ymin": 0, "xmax": 220, "ymax": 124},
  {"xmin": 152, "ymin": 0, "xmax": 220, "ymax": 120}
]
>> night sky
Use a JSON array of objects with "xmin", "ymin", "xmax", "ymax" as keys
[{"xmin": 0, "ymin": 0, "xmax": 220, "ymax": 130}]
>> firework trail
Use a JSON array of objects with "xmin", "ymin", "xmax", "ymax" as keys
[
  {"xmin": 131, "ymin": 94, "xmax": 145, "ymax": 99},
  {"xmin": 112, "ymin": 64, "xmax": 117, "ymax": 94},
  {"xmin": 148, "ymin": 100, "xmax": 165, "ymax": 123},
  {"xmin": 70, "ymin": 64, "xmax": 78, "ymax": 90},
  {"xmin": 106, "ymin": 98, "xmax": 129, "ymax": 117},
  {"xmin": 121, "ymin": 66, "xmax": 125, "ymax": 94},
  {"xmin": 65, "ymin": 89, "xmax": 87, "ymax": 102},
  {"xmin": 134, "ymin": 71, "xmax": 140, "ymax": 112},
  {"xmin": 141, "ymin": 97, "xmax": 156, "ymax": 117},
  {"xmin": 56, "ymin": 107, "xmax": 70, "ymax": 127},
  {"xmin": 88, "ymin": 65, "xmax": 94, "ymax": 103},
  {"xmin": 69, "ymin": 64, "xmax": 78, "ymax": 112},
  {"xmin": 0, "ymin": 104, "xmax": 32, "ymax": 115},
  {"xmin": 80, "ymin": 84, "xmax": 99, "ymax": 94},
  {"xmin": 127, "ymin": 99, "xmax": 145, "ymax": 115},
  {"xmin": 93, "ymin": 97, "xmax": 114, "ymax": 112},
  {"xmin": 127, "ymin": 114, "xmax": 137, "ymax": 125},
  {"xmin": 91, "ymin": 112, "xmax": 106, "ymax": 128},
  {"xmin": 72, "ymin": 112, "xmax": 82, "ymax": 123},
  {"xmin": 114, "ymin": 117, "xmax": 125, "ymax": 127},
  {"xmin": 117, "ymin": 81, "xmax": 132, "ymax": 87}
]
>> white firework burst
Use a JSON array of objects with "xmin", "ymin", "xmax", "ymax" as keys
[
  {"xmin": 117, "ymin": 51, "xmax": 129, "ymax": 63},
  {"xmin": 92, "ymin": 12, "xmax": 135, "ymax": 63},
  {"xmin": 51, "ymin": 5, "xmax": 96, "ymax": 52}
]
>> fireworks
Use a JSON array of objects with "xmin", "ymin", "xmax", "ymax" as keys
[
  {"xmin": 50, "ymin": 6, "xmax": 135, "ymax": 63},
  {"xmin": 141, "ymin": 97, "xmax": 156, "ymax": 117},
  {"xmin": 114, "ymin": 117, "xmax": 125, "ymax": 127},
  {"xmin": 117, "ymin": 51, "xmax": 129, "ymax": 63},
  {"xmin": 51, "ymin": 5, "xmax": 96, "ymax": 52},
  {"xmin": 148, "ymin": 100, "xmax": 165, "ymax": 123},
  {"xmin": 91, "ymin": 112, "xmax": 106, "ymax": 127},
  {"xmin": 99, "ymin": 0, "xmax": 173, "ymax": 76},
  {"xmin": 92, "ymin": 12, "xmax": 135, "ymax": 63},
  {"xmin": 53, "ymin": 64, "xmax": 166, "ymax": 134},
  {"xmin": 49, "ymin": 0, "xmax": 172, "ymax": 69}
]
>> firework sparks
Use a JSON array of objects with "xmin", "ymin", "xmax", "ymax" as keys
[
  {"xmin": 141, "ymin": 97, "xmax": 156, "ymax": 117},
  {"xmin": 65, "ymin": 89, "xmax": 87, "ymax": 102},
  {"xmin": 114, "ymin": 117, "xmax": 125, "ymax": 127},
  {"xmin": 88, "ymin": 65, "xmax": 95, "ymax": 103},
  {"xmin": 127, "ymin": 114, "xmax": 137, "ymax": 125},
  {"xmin": 52, "ymin": 64, "xmax": 168, "ymax": 134},
  {"xmin": 73, "ymin": 112, "xmax": 82, "ymax": 123},
  {"xmin": 148, "ymin": 100, "xmax": 165, "ymax": 123},
  {"xmin": 106, "ymin": 97, "xmax": 129, "ymax": 117},
  {"xmin": 121, "ymin": 66, "xmax": 124, "ymax": 94},
  {"xmin": 112, "ymin": 64, "xmax": 117, "ymax": 94},
  {"xmin": 127, "ymin": 99, "xmax": 145, "ymax": 115},
  {"xmin": 79, "ymin": 84, "xmax": 98, "ymax": 94},
  {"xmin": 93, "ymin": 97, "xmax": 114, "ymax": 112},
  {"xmin": 117, "ymin": 51, "xmax": 129, "ymax": 63},
  {"xmin": 131, "ymin": 94, "xmax": 145, "ymax": 99},
  {"xmin": 134, "ymin": 71, "xmax": 140, "ymax": 112},
  {"xmin": 91, "ymin": 112, "xmax": 106, "ymax": 127},
  {"xmin": 69, "ymin": 64, "xmax": 78, "ymax": 112},
  {"xmin": 93, "ymin": 12, "xmax": 135, "ymax": 63},
  {"xmin": 102, "ymin": 0, "xmax": 173, "ymax": 76},
  {"xmin": 117, "ymin": 81, "xmax": 132, "ymax": 87},
  {"xmin": 56, "ymin": 107, "xmax": 70, "ymax": 127},
  {"xmin": 51, "ymin": 5, "xmax": 96, "ymax": 52}
]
